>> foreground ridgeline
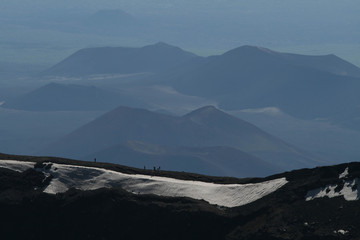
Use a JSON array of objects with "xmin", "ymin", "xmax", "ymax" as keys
[{"xmin": 1, "ymin": 154, "xmax": 360, "ymax": 239}]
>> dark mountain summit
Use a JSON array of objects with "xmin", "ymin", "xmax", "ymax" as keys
[
  {"xmin": 40, "ymin": 105, "xmax": 322, "ymax": 172},
  {"xmin": 43, "ymin": 42, "xmax": 200, "ymax": 76}
]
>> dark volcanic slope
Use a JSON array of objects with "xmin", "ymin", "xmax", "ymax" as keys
[
  {"xmin": 2, "ymin": 154, "xmax": 360, "ymax": 239},
  {"xmin": 225, "ymin": 161, "xmax": 360, "ymax": 240},
  {"xmin": 2, "ymin": 82, "xmax": 145, "ymax": 111},
  {"xmin": 170, "ymin": 45, "xmax": 360, "ymax": 120},
  {"xmin": 40, "ymin": 105, "xmax": 321, "ymax": 171},
  {"xmin": 44, "ymin": 42, "xmax": 200, "ymax": 76}
]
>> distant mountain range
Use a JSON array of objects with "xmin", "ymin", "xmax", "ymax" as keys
[
  {"xmin": 42, "ymin": 43, "xmax": 360, "ymax": 125},
  {"xmin": 7, "ymin": 42, "xmax": 360, "ymax": 174},
  {"xmin": 167, "ymin": 45, "xmax": 360, "ymax": 121},
  {"xmin": 45, "ymin": 43, "xmax": 360, "ymax": 79},
  {"xmin": 43, "ymin": 42, "xmax": 199, "ymax": 76},
  {"xmin": 40, "ymin": 105, "xmax": 322, "ymax": 176}
]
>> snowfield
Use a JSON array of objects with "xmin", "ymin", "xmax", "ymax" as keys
[
  {"xmin": 0, "ymin": 160, "xmax": 288, "ymax": 208},
  {"xmin": 339, "ymin": 167, "xmax": 349, "ymax": 179},
  {"xmin": 0, "ymin": 160, "xmax": 36, "ymax": 172},
  {"xmin": 306, "ymin": 167, "xmax": 360, "ymax": 201},
  {"xmin": 306, "ymin": 179, "xmax": 360, "ymax": 201}
]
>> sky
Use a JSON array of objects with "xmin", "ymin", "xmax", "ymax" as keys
[{"xmin": 0, "ymin": 0, "xmax": 359, "ymax": 66}]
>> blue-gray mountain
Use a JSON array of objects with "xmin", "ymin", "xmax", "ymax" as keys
[
  {"xmin": 43, "ymin": 43, "xmax": 360, "ymax": 129},
  {"xmin": 166, "ymin": 45, "xmax": 360, "ymax": 125},
  {"xmin": 43, "ymin": 42, "xmax": 199, "ymax": 76},
  {"xmin": 39, "ymin": 105, "xmax": 323, "ymax": 177}
]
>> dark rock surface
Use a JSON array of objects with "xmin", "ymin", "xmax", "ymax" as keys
[{"xmin": 1, "ymin": 153, "xmax": 360, "ymax": 239}]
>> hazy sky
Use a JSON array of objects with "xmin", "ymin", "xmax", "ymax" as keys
[{"xmin": 1, "ymin": 0, "xmax": 359, "ymax": 65}]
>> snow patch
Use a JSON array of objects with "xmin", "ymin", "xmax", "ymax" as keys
[
  {"xmin": 334, "ymin": 229, "xmax": 349, "ymax": 235},
  {"xmin": 339, "ymin": 167, "xmax": 349, "ymax": 179},
  {"xmin": 0, "ymin": 160, "xmax": 35, "ymax": 172},
  {"xmin": 0, "ymin": 160, "xmax": 288, "ymax": 208},
  {"xmin": 42, "ymin": 163, "xmax": 288, "ymax": 208},
  {"xmin": 306, "ymin": 178, "xmax": 359, "ymax": 201}
]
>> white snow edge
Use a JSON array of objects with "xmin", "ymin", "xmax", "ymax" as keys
[
  {"xmin": 339, "ymin": 167, "xmax": 349, "ymax": 179},
  {"xmin": 334, "ymin": 229, "xmax": 349, "ymax": 235},
  {"xmin": 0, "ymin": 160, "xmax": 288, "ymax": 208},
  {"xmin": 0, "ymin": 159, "xmax": 35, "ymax": 172}
]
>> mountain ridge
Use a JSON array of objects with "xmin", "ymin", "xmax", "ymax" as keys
[
  {"xmin": 168, "ymin": 45, "xmax": 360, "ymax": 122},
  {"xmin": 222, "ymin": 45, "xmax": 360, "ymax": 78},
  {"xmin": 39, "ymin": 105, "xmax": 322, "ymax": 173},
  {"xmin": 43, "ymin": 42, "xmax": 200, "ymax": 76}
]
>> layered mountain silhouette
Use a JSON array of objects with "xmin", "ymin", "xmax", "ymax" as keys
[
  {"xmin": 2, "ymin": 82, "xmax": 146, "ymax": 111},
  {"xmin": 43, "ymin": 42, "xmax": 200, "ymax": 76},
  {"xmin": 166, "ymin": 45, "xmax": 360, "ymax": 121},
  {"xmin": 40, "ymin": 105, "xmax": 321, "ymax": 174},
  {"xmin": 43, "ymin": 43, "xmax": 360, "ymax": 124}
]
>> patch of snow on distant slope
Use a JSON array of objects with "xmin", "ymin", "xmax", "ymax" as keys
[
  {"xmin": 339, "ymin": 167, "xmax": 349, "ymax": 179},
  {"xmin": 306, "ymin": 178, "xmax": 360, "ymax": 201},
  {"xmin": 0, "ymin": 160, "xmax": 288, "ymax": 208},
  {"xmin": 338, "ymin": 230, "xmax": 349, "ymax": 235},
  {"xmin": 306, "ymin": 167, "xmax": 360, "ymax": 201},
  {"xmin": 0, "ymin": 160, "xmax": 35, "ymax": 172}
]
